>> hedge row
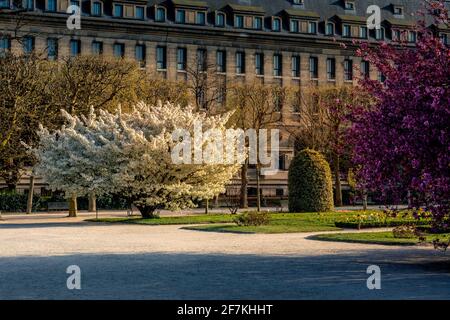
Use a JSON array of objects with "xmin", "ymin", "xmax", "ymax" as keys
[
  {"xmin": 335, "ymin": 220, "xmax": 431, "ymax": 229},
  {"xmin": 0, "ymin": 193, "xmax": 130, "ymax": 212}
]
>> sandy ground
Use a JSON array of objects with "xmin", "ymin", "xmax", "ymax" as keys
[{"xmin": 0, "ymin": 212, "xmax": 449, "ymax": 300}]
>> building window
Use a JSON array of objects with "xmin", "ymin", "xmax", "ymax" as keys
[
  {"xmin": 216, "ymin": 50, "xmax": 226, "ymax": 73},
  {"xmin": 92, "ymin": 1, "xmax": 102, "ymax": 16},
  {"xmin": 92, "ymin": 41, "xmax": 103, "ymax": 55},
  {"xmin": 196, "ymin": 12, "xmax": 206, "ymax": 25},
  {"xmin": 325, "ymin": 22, "xmax": 334, "ymax": 35},
  {"xmin": 197, "ymin": 49, "xmax": 207, "ymax": 72},
  {"xmin": 326, "ymin": 58, "xmax": 335, "ymax": 80},
  {"xmin": 47, "ymin": 0, "xmax": 56, "ymax": 11},
  {"xmin": 47, "ymin": 38, "xmax": 58, "ymax": 61},
  {"xmin": 255, "ymin": 53, "xmax": 264, "ymax": 76},
  {"xmin": 375, "ymin": 27, "xmax": 385, "ymax": 40},
  {"xmin": 216, "ymin": 12, "xmax": 225, "ymax": 27},
  {"xmin": 70, "ymin": 0, "xmax": 79, "ymax": 7},
  {"xmin": 235, "ymin": 15, "xmax": 244, "ymax": 28},
  {"xmin": 393, "ymin": 6, "xmax": 403, "ymax": 16},
  {"xmin": 25, "ymin": 0, "xmax": 34, "ymax": 10},
  {"xmin": 309, "ymin": 56, "xmax": 318, "ymax": 79},
  {"xmin": 291, "ymin": 55, "xmax": 300, "ymax": 78},
  {"xmin": 0, "ymin": 37, "xmax": 10, "ymax": 54},
  {"xmin": 408, "ymin": 31, "xmax": 416, "ymax": 43},
  {"xmin": 156, "ymin": 46, "xmax": 166, "ymax": 70},
  {"xmin": 378, "ymin": 71, "xmax": 386, "ymax": 83},
  {"xmin": 135, "ymin": 44, "xmax": 146, "ymax": 67},
  {"xmin": 177, "ymin": 48, "xmax": 187, "ymax": 71},
  {"xmin": 393, "ymin": 29, "xmax": 401, "ymax": 41},
  {"xmin": 23, "ymin": 36, "xmax": 34, "ymax": 54},
  {"xmin": 70, "ymin": 39, "xmax": 81, "ymax": 57},
  {"xmin": 236, "ymin": 52, "xmax": 245, "ymax": 74},
  {"xmin": 308, "ymin": 22, "xmax": 317, "ymax": 34},
  {"xmin": 441, "ymin": 33, "xmax": 449, "ymax": 45},
  {"xmin": 0, "ymin": 0, "xmax": 9, "ymax": 8},
  {"xmin": 253, "ymin": 17, "xmax": 263, "ymax": 30},
  {"xmin": 361, "ymin": 60, "xmax": 370, "ymax": 78},
  {"xmin": 344, "ymin": 59, "xmax": 353, "ymax": 81},
  {"xmin": 345, "ymin": 1, "xmax": 355, "ymax": 10},
  {"xmin": 343, "ymin": 24, "xmax": 351, "ymax": 37},
  {"xmin": 175, "ymin": 9, "xmax": 185, "ymax": 23},
  {"xmin": 114, "ymin": 4, "xmax": 123, "ymax": 17},
  {"xmin": 293, "ymin": 0, "xmax": 303, "ymax": 4},
  {"xmin": 136, "ymin": 6, "xmax": 145, "ymax": 19},
  {"xmin": 155, "ymin": 7, "xmax": 166, "ymax": 22},
  {"xmin": 360, "ymin": 26, "xmax": 368, "ymax": 39},
  {"xmin": 272, "ymin": 18, "xmax": 281, "ymax": 31},
  {"xmin": 290, "ymin": 20, "xmax": 299, "ymax": 33},
  {"xmin": 273, "ymin": 54, "xmax": 282, "ymax": 77},
  {"xmin": 113, "ymin": 43, "xmax": 125, "ymax": 59}
]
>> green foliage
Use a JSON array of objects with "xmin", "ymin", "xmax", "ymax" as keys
[
  {"xmin": 0, "ymin": 192, "xmax": 43, "ymax": 212},
  {"xmin": 233, "ymin": 212, "xmax": 270, "ymax": 226},
  {"xmin": 288, "ymin": 149, "xmax": 334, "ymax": 212}
]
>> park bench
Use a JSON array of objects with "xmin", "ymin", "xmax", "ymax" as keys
[{"xmin": 47, "ymin": 201, "xmax": 69, "ymax": 211}]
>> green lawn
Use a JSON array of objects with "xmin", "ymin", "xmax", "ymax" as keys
[
  {"xmin": 309, "ymin": 231, "xmax": 450, "ymax": 246},
  {"xmin": 88, "ymin": 211, "xmax": 379, "ymax": 233}
]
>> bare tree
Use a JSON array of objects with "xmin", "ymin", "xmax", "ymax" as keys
[{"xmin": 227, "ymin": 83, "xmax": 284, "ymax": 211}]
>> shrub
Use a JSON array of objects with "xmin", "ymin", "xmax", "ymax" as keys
[
  {"xmin": 334, "ymin": 220, "xmax": 429, "ymax": 229},
  {"xmin": 288, "ymin": 149, "xmax": 334, "ymax": 212},
  {"xmin": 0, "ymin": 192, "xmax": 43, "ymax": 212},
  {"xmin": 233, "ymin": 212, "xmax": 270, "ymax": 226},
  {"xmin": 392, "ymin": 225, "xmax": 418, "ymax": 239}
]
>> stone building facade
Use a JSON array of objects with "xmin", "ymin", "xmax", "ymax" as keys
[{"xmin": 0, "ymin": 0, "xmax": 448, "ymax": 202}]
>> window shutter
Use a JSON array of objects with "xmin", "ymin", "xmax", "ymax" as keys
[
  {"xmin": 124, "ymin": 5, "xmax": 133, "ymax": 17},
  {"xmin": 58, "ymin": 0, "xmax": 68, "ymax": 12},
  {"xmin": 187, "ymin": 10, "xmax": 195, "ymax": 24},
  {"xmin": 351, "ymin": 25, "xmax": 359, "ymax": 37},
  {"xmin": 244, "ymin": 16, "xmax": 253, "ymax": 28}
]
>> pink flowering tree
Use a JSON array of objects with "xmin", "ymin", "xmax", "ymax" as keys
[{"xmin": 350, "ymin": 0, "xmax": 449, "ymax": 228}]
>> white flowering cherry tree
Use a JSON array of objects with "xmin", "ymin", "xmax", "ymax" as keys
[{"xmin": 33, "ymin": 102, "xmax": 241, "ymax": 218}]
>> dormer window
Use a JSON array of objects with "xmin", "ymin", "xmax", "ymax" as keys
[
  {"xmin": 308, "ymin": 21, "xmax": 317, "ymax": 34},
  {"xmin": 325, "ymin": 22, "xmax": 334, "ymax": 35},
  {"xmin": 272, "ymin": 17, "xmax": 281, "ymax": 31},
  {"xmin": 408, "ymin": 31, "xmax": 416, "ymax": 43},
  {"xmin": 216, "ymin": 12, "xmax": 225, "ymax": 27},
  {"xmin": 360, "ymin": 26, "xmax": 368, "ymax": 39},
  {"xmin": 46, "ymin": 0, "xmax": 56, "ymax": 12},
  {"xmin": 196, "ymin": 11, "xmax": 205, "ymax": 25},
  {"xmin": 292, "ymin": 0, "xmax": 303, "ymax": 4},
  {"xmin": 375, "ymin": 27, "xmax": 385, "ymax": 40},
  {"xmin": 343, "ymin": 24, "xmax": 351, "ymax": 37},
  {"xmin": 155, "ymin": 7, "xmax": 166, "ymax": 22},
  {"xmin": 345, "ymin": 1, "xmax": 355, "ymax": 11},
  {"xmin": 393, "ymin": 6, "xmax": 404, "ymax": 16}
]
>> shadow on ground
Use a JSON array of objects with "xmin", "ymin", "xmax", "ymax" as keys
[{"xmin": 1, "ymin": 251, "xmax": 449, "ymax": 300}]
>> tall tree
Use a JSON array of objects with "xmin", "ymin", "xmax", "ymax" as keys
[
  {"xmin": 350, "ymin": 0, "xmax": 449, "ymax": 227},
  {"xmin": 227, "ymin": 83, "xmax": 284, "ymax": 210}
]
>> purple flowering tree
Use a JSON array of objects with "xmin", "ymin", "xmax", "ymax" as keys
[{"xmin": 350, "ymin": 0, "xmax": 449, "ymax": 227}]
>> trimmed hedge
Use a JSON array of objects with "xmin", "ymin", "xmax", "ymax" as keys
[
  {"xmin": 288, "ymin": 149, "xmax": 334, "ymax": 212},
  {"xmin": 0, "ymin": 193, "xmax": 45, "ymax": 212},
  {"xmin": 335, "ymin": 220, "xmax": 430, "ymax": 229}
]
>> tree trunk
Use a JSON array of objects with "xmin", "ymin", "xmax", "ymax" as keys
[
  {"xmin": 205, "ymin": 198, "xmax": 209, "ymax": 214},
  {"xmin": 26, "ymin": 175, "xmax": 35, "ymax": 214},
  {"xmin": 256, "ymin": 165, "xmax": 261, "ymax": 212},
  {"xmin": 362, "ymin": 192, "xmax": 368, "ymax": 211},
  {"xmin": 240, "ymin": 162, "xmax": 248, "ymax": 209},
  {"xmin": 88, "ymin": 193, "xmax": 96, "ymax": 212},
  {"xmin": 333, "ymin": 153, "xmax": 343, "ymax": 207},
  {"xmin": 136, "ymin": 205, "xmax": 158, "ymax": 219},
  {"xmin": 68, "ymin": 195, "xmax": 77, "ymax": 217}
]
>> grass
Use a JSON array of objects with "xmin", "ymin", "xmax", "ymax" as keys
[
  {"xmin": 88, "ymin": 211, "xmax": 380, "ymax": 233},
  {"xmin": 309, "ymin": 231, "xmax": 450, "ymax": 246}
]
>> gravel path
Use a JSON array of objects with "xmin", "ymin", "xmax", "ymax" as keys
[{"xmin": 0, "ymin": 213, "xmax": 449, "ymax": 300}]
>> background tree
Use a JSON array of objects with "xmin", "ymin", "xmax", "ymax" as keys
[
  {"xmin": 350, "ymin": 0, "xmax": 449, "ymax": 227},
  {"xmin": 33, "ymin": 102, "xmax": 241, "ymax": 218},
  {"xmin": 291, "ymin": 85, "xmax": 370, "ymax": 206},
  {"xmin": 227, "ymin": 83, "xmax": 284, "ymax": 210}
]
